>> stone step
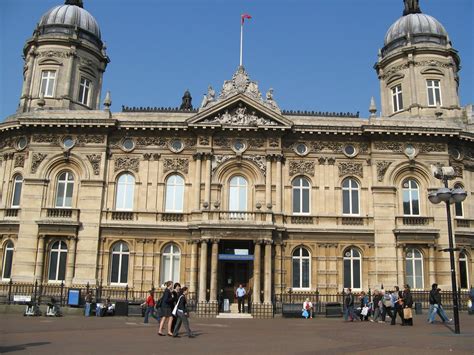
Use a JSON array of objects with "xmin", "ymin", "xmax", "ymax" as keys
[{"xmin": 216, "ymin": 313, "xmax": 253, "ymax": 319}]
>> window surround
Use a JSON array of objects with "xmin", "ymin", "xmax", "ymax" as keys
[
  {"xmin": 291, "ymin": 246, "xmax": 311, "ymax": 290},
  {"xmin": 2, "ymin": 241, "xmax": 14, "ymax": 281},
  {"xmin": 292, "ymin": 176, "xmax": 311, "ymax": 215},
  {"xmin": 426, "ymin": 79, "xmax": 442, "ymax": 107},
  {"xmin": 110, "ymin": 242, "xmax": 130, "ymax": 286},
  {"xmin": 342, "ymin": 178, "xmax": 360, "ymax": 216},
  {"xmin": 40, "ymin": 70, "xmax": 57, "ymax": 98},
  {"xmin": 343, "ymin": 247, "xmax": 362, "ymax": 290},
  {"xmin": 11, "ymin": 174, "xmax": 23, "ymax": 208},
  {"xmin": 405, "ymin": 247, "xmax": 424, "ymax": 289},
  {"xmin": 391, "ymin": 84, "xmax": 403, "ymax": 113}
]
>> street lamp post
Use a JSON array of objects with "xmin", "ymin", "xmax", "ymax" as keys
[{"xmin": 428, "ymin": 166, "xmax": 468, "ymax": 334}]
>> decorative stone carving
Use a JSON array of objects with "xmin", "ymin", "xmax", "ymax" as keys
[
  {"xmin": 381, "ymin": 63, "xmax": 409, "ymax": 79},
  {"xmin": 338, "ymin": 162, "xmax": 363, "ymax": 177},
  {"xmin": 37, "ymin": 50, "xmax": 69, "ymax": 58},
  {"xmin": 213, "ymin": 137, "xmax": 230, "ymax": 147},
  {"xmin": 163, "ymin": 158, "xmax": 189, "ymax": 174},
  {"xmin": 153, "ymin": 153, "xmax": 161, "ymax": 161},
  {"xmin": 0, "ymin": 138, "xmax": 13, "ymax": 149},
  {"xmin": 31, "ymin": 153, "xmax": 47, "ymax": 174},
  {"xmin": 200, "ymin": 85, "xmax": 216, "ymax": 109},
  {"xmin": 452, "ymin": 164, "xmax": 463, "ymax": 178},
  {"xmin": 135, "ymin": 136, "xmax": 167, "ymax": 147},
  {"xmin": 327, "ymin": 157, "xmax": 336, "ymax": 165},
  {"xmin": 419, "ymin": 143, "xmax": 445, "ymax": 153},
  {"xmin": 374, "ymin": 142, "xmax": 403, "ymax": 152},
  {"xmin": 212, "ymin": 155, "xmax": 233, "ymax": 173},
  {"xmin": 248, "ymin": 138, "xmax": 265, "ymax": 148},
  {"xmin": 199, "ymin": 136, "xmax": 210, "ymax": 145},
  {"xmin": 414, "ymin": 60, "xmax": 452, "ymax": 69},
  {"xmin": 376, "ymin": 161, "xmax": 392, "ymax": 182},
  {"xmin": 33, "ymin": 134, "xmax": 59, "ymax": 144},
  {"xmin": 143, "ymin": 153, "xmax": 152, "ymax": 161},
  {"xmin": 310, "ymin": 141, "xmax": 343, "ymax": 153},
  {"xmin": 114, "ymin": 156, "xmax": 139, "ymax": 173},
  {"xmin": 212, "ymin": 155, "xmax": 266, "ymax": 176},
  {"xmin": 77, "ymin": 135, "xmax": 105, "ymax": 145},
  {"xmin": 86, "ymin": 154, "xmax": 101, "ymax": 175},
  {"xmin": 289, "ymin": 160, "xmax": 315, "ymax": 177},
  {"xmin": 268, "ymin": 138, "xmax": 279, "ymax": 148},
  {"xmin": 200, "ymin": 104, "xmax": 278, "ymax": 126},
  {"xmin": 318, "ymin": 157, "xmax": 326, "ymax": 165},
  {"xmin": 184, "ymin": 138, "xmax": 197, "ymax": 148},
  {"xmin": 14, "ymin": 154, "xmax": 26, "ymax": 168}
]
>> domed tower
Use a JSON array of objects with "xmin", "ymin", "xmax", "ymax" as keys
[
  {"xmin": 375, "ymin": 0, "xmax": 461, "ymax": 119},
  {"xmin": 18, "ymin": 0, "xmax": 109, "ymax": 112}
]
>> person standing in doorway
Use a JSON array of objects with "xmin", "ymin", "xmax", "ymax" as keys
[
  {"xmin": 84, "ymin": 291, "xmax": 92, "ymax": 317},
  {"xmin": 236, "ymin": 284, "xmax": 246, "ymax": 313}
]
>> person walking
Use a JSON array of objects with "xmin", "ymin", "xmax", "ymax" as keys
[
  {"xmin": 235, "ymin": 284, "xmax": 246, "ymax": 313},
  {"xmin": 382, "ymin": 290, "xmax": 393, "ymax": 323},
  {"xmin": 428, "ymin": 285, "xmax": 452, "ymax": 323},
  {"xmin": 391, "ymin": 286, "xmax": 404, "ymax": 326},
  {"xmin": 143, "ymin": 289, "xmax": 157, "ymax": 324},
  {"xmin": 170, "ymin": 283, "xmax": 181, "ymax": 332},
  {"xmin": 84, "ymin": 291, "xmax": 93, "ymax": 317},
  {"xmin": 359, "ymin": 291, "xmax": 370, "ymax": 321},
  {"xmin": 172, "ymin": 287, "xmax": 194, "ymax": 338},
  {"xmin": 158, "ymin": 281, "xmax": 174, "ymax": 336},
  {"xmin": 402, "ymin": 284, "xmax": 413, "ymax": 326},
  {"xmin": 370, "ymin": 290, "xmax": 383, "ymax": 323},
  {"xmin": 344, "ymin": 288, "xmax": 356, "ymax": 321}
]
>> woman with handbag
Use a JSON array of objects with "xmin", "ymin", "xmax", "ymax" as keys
[
  {"xmin": 172, "ymin": 287, "xmax": 194, "ymax": 338},
  {"xmin": 158, "ymin": 281, "xmax": 174, "ymax": 336},
  {"xmin": 359, "ymin": 291, "xmax": 370, "ymax": 321},
  {"xmin": 402, "ymin": 284, "xmax": 414, "ymax": 326}
]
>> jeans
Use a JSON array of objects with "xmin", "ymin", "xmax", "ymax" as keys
[
  {"xmin": 144, "ymin": 306, "xmax": 157, "ymax": 323},
  {"xmin": 373, "ymin": 307, "xmax": 382, "ymax": 321},
  {"xmin": 428, "ymin": 304, "xmax": 449, "ymax": 322},
  {"xmin": 237, "ymin": 297, "xmax": 245, "ymax": 313},
  {"xmin": 85, "ymin": 302, "xmax": 91, "ymax": 317},
  {"xmin": 344, "ymin": 305, "xmax": 355, "ymax": 321},
  {"xmin": 391, "ymin": 305, "xmax": 404, "ymax": 325},
  {"xmin": 173, "ymin": 311, "xmax": 192, "ymax": 337},
  {"xmin": 382, "ymin": 306, "xmax": 392, "ymax": 321}
]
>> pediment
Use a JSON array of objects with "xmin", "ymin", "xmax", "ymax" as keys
[{"xmin": 187, "ymin": 95, "xmax": 292, "ymax": 129}]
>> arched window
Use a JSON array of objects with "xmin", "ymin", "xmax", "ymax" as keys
[
  {"xmin": 402, "ymin": 179, "xmax": 420, "ymax": 216},
  {"xmin": 165, "ymin": 175, "xmax": 185, "ymax": 212},
  {"xmin": 454, "ymin": 183, "xmax": 464, "ymax": 218},
  {"xmin": 116, "ymin": 173, "xmax": 135, "ymax": 211},
  {"xmin": 292, "ymin": 177, "xmax": 310, "ymax": 214},
  {"xmin": 406, "ymin": 248, "xmax": 424, "ymax": 289},
  {"xmin": 161, "ymin": 244, "xmax": 181, "ymax": 284},
  {"xmin": 343, "ymin": 248, "xmax": 361, "ymax": 289},
  {"xmin": 229, "ymin": 176, "xmax": 248, "ymax": 211},
  {"xmin": 459, "ymin": 252, "xmax": 469, "ymax": 289},
  {"xmin": 11, "ymin": 175, "xmax": 23, "ymax": 208},
  {"xmin": 55, "ymin": 172, "xmax": 74, "ymax": 208},
  {"xmin": 48, "ymin": 241, "xmax": 67, "ymax": 282},
  {"xmin": 2, "ymin": 241, "xmax": 14, "ymax": 280},
  {"xmin": 292, "ymin": 247, "xmax": 310, "ymax": 289},
  {"xmin": 342, "ymin": 178, "xmax": 360, "ymax": 215},
  {"xmin": 110, "ymin": 242, "xmax": 129, "ymax": 285}
]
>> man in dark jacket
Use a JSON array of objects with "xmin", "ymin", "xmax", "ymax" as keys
[
  {"xmin": 172, "ymin": 287, "xmax": 194, "ymax": 338},
  {"xmin": 391, "ymin": 286, "xmax": 404, "ymax": 325},
  {"xmin": 402, "ymin": 285, "xmax": 413, "ymax": 326},
  {"xmin": 344, "ymin": 288, "xmax": 356, "ymax": 321}
]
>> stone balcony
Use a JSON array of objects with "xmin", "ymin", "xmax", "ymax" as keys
[
  {"xmin": 283, "ymin": 215, "xmax": 373, "ymax": 228},
  {"xmin": 393, "ymin": 215, "xmax": 438, "ymax": 242},
  {"xmin": 0, "ymin": 208, "xmax": 21, "ymax": 220},
  {"xmin": 38, "ymin": 208, "xmax": 81, "ymax": 224},
  {"xmin": 102, "ymin": 211, "xmax": 191, "ymax": 227}
]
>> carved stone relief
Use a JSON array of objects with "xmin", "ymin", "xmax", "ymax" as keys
[
  {"xmin": 419, "ymin": 143, "xmax": 445, "ymax": 153},
  {"xmin": 269, "ymin": 138, "xmax": 279, "ymax": 148},
  {"xmin": 163, "ymin": 158, "xmax": 189, "ymax": 174},
  {"xmin": 212, "ymin": 154, "xmax": 266, "ymax": 176},
  {"xmin": 452, "ymin": 163, "xmax": 463, "ymax": 178},
  {"xmin": 77, "ymin": 135, "xmax": 105, "ymax": 145},
  {"xmin": 114, "ymin": 156, "xmax": 139, "ymax": 173},
  {"xmin": 33, "ymin": 134, "xmax": 59, "ymax": 144},
  {"xmin": 37, "ymin": 50, "xmax": 70, "ymax": 58},
  {"xmin": 31, "ymin": 153, "xmax": 47, "ymax": 174},
  {"xmin": 213, "ymin": 137, "xmax": 230, "ymax": 147},
  {"xmin": 376, "ymin": 161, "xmax": 393, "ymax": 182},
  {"xmin": 381, "ymin": 63, "xmax": 410, "ymax": 79},
  {"xmin": 200, "ymin": 104, "xmax": 278, "ymax": 127},
  {"xmin": 135, "ymin": 137, "xmax": 167, "ymax": 147},
  {"xmin": 86, "ymin": 154, "xmax": 101, "ymax": 175},
  {"xmin": 374, "ymin": 142, "xmax": 403, "ymax": 152},
  {"xmin": 338, "ymin": 162, "xmax": 363, "ymax": 178},
  {"xmin": 199, "ymin": 137, "xmax": 210, "ymax": 145},
  {"xmin": 248, "ymin": 138, "xmax": 265, "ymax": 148},
  {"xmin": 14, "ymin": 154, "xmax": 26, "ymax": 168},
  {"xmin": 289, "ymin": 160, "xmax": 315, "ymax": 177}
]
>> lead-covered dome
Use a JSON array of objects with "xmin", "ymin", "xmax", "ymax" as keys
[{"xmin": 38, "ymin": 1, "xmax": 101, "ymax": 44}]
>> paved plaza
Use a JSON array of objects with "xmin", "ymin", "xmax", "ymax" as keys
[{"xmin": 0, "ymin": 313, "xmax": 473, "ymax": 354}]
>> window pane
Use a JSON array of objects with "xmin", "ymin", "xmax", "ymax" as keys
[
  {"xmin": 165, "ymin": 185, "xmax": 174, "ymax": 211},
  {"xmin": 125, "ymin": 184, "xmax": 134, "ymax": 210},
  {"xmin": 65, "ymin": 183, "xmax": 73, "ymax": 207},
  {"xmin": 3, "ymin": 249, "xmax": 13, "ymax": 279},
  {"xmin": 175, "ymin": 185, "xmax": 184, "ymax": 211},
  {"xmin": 455, "ymin": 202, "xmax": 463, "ymax": 217},
  {"xmin": 58, "ymin": 252, "xmax": 67, "ymax": 280},
  {"xmin": 301, "ymin": 248, "xmax": 309, "ymax": 257},
  {"xmin": 343, "ymin": 190, "xmax": 350, "ymax": 214},
  {"xmin": 12, "ymin": 181, "xmax": 22, "ymax": 206},
  {"xmin": 56, "ymin": 183, "xmax": 65, "ymax": 207},
  {"xmin": 406, "ymin": 260, "xmax": 413, "ymax": 285},
  {"xmin": 302, "ymin": 189, "xmax": 309, "ymax": 213},
  {"xmin": 353, "ymin": 260, "xmax": 361, "ymax": 288},
  {"xmin": 459, "ymin": 260, "xmax": 468, "ymax": 289},
  {"xmin": 111, "ymin": 254, "xmax": 119, "ymax": 283},
  {"xmin": 403, "ymin": 190, "xmax": 411, "ymax": 215},
  {"xmin": 172, "ymin": 256, "xmax": 180, "ymax": 283},
  {"xmin": 239, "ymin": 187, "xmax": 247, "ymax": 210},
  {"xmin": 343, "ymin": 260, "xmax": 351, "ymax": 288},
  {"xmin": 351, "ymin": 190, "xmax": 359, "ymax": 214},
  {"xmin": 302, "ymin": 259, "xmax": 309, "ymax": 288},
  {"xmin": 293, "ymin": 189, "xmax": 301, "ymax": 213},
  {"xmin": 428, "ymin": 87, "xmax": 434, "ymax": 106},
  {"xmin": 412, "ymin": 192, "xmax": 419, "ymax": 215},
  {"xmin": 292, "ymin": 258, "xmax": 300, "ymax": 288},
  {"xmin": 162, "ymin": 255, "xmax": 171, "ymax": 284},
  {"xmin": 49, "ymin": 252, "xmax": 58, "ymax": 280},
  {"xmin": 398, "ymin": 92, "xmax": 403, "ymax": 110},
  {"xmin": 116, "ymin": 184, "xmax": 125, "ymax": 209},
  {"xmin": 120, "ymin": 254, "xmax": 129, "ymax": 284}
]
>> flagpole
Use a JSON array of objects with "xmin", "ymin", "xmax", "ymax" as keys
[{"xmin": 240, "ymin": 20, "xmax": 243, "ymax": 66}]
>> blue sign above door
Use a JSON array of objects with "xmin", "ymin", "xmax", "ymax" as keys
[{"xmin": 218, "ymin": 254, "xmax": 254, "ymax": 261}]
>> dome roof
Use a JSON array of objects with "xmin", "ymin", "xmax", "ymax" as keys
[
  {"xmin": 39, "ymin": 4, "xmax": 101, "ymax": 40},
  {"xmin": 384, "ymin": 13, "xmax": 447, "ymax": 46}
]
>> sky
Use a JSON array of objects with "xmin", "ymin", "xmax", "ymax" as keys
[{"xmin": 0, "ymin": 0, "xmax": 473, "ymax": 120}]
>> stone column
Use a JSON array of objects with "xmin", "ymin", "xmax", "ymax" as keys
[
  {"xmin": 253, "ymin": 240, "xmax": 261, "ymax": 304},
  {"xmin": 98, "ymin": 238, "xmax": 106, "ymax": 283},
  {"xmin": 396, "ymin": 244, "xmax": 405, "ymax": 287},
  {"xmin": 274, "ymin": 242, "xmax": 282, "ymax": 296},
  {"xmin": 66, "ymin": 236, "xmax": 77, "ymax": 286},
  {"xmin": 264, "ymin": 240, "xmax": 273, "ymax": 304},
  {"xmin": 204, "ymin": 154, "xmax": 212, "ymax": 208},
  {"xmin": 63, "ymin": 49, "xmax": 76, "ymax": 101},
  {"xmin": 276, "ymin": 155, "xmax": 283, "ymax": 212},
  {"xmin": 198, "ymin": 240, "xmax": 208, "ymax": 302},
  {"xmin": 189, "ymin": 240, "xmax": 198, "ymax": 294},
  {"xmin": 193, "ymin": 153, "xmax": 203, "ymax": 210},
  {"xmin": 34, "ymin": 235, "xmax": 46, "ymax": 282},
  {"xmin": 21, "ymin": 46, "xmax": 36, "ymax": 99},
  {"xmin": 209, "ymin": 239, "xmax": 219, "ymax": 302},
  {"xmin": 428, "ymin": 244, "xmax": 436, "ymax": 286},
  {"xmin": 265, "ymin": 155, "xmax": 272, "ymax": 207}
]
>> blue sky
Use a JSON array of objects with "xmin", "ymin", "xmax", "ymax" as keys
[{"xmin": 0, "ymin": 0, "xmax": 472, "ymax": 119}]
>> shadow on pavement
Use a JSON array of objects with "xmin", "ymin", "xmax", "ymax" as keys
[{"xmin": 0, "ymin": 342, "xmax": 50, "ymax": 353}]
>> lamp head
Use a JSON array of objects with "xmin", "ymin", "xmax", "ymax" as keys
[
  {"xmin": 437, "ymin": 187, "xmax": 452, "ymax": 202},
  {"xmin": 452, "ymin": 188, "xmax": 467, "ymax": 203},
  {"xmin": 431, "ymin": 165, "xmax": 455, "ymax": 180},
  {"xmin": 428, "ymin": 191, "xmax": 441, "ymax": 204}
]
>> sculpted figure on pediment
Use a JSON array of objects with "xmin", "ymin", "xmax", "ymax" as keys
[
  {"xmin": 14, "ymin": 154, "xmax": 26, "ymax": 168},
  {"xmin": 202, "ymin": 104, "xmax": 278, "ymax": 127}
]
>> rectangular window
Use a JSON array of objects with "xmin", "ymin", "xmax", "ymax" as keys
[
  {"xmin": 391, "ymin": 84, "xmax": 403, "ymax": 112},
  {"xmin": 12, "ymin": 181, "xmax": 22, "ymax": 208},
  {"xmin": 49, "ymin": 252, "xmax": 58, "ymax": 280},
  {"xmin": 455, "ymin": 201, "xmax": 463, "ymax": 217},
  {"xmin": 427, "ymin": 80, "xmax": 441, "ymax": 106},
  {"xmin": 302, "ymin": 259, "xmax": 310, "ymax": 288},
  {"xmin": 111, "ymin": 254, "xmax": 120, "ymax": 283},
  {"xmin": 343, "ymin": 260, "xmax": 351, "ymax": 288},
  {"xmin": 120, "ymin": 254, "xmax": 129, "ymax": 284},
  {"xmin": 40, "ymin": 70, "xmax": 56, "ymax": 97},
  {"xmin": 292, "ymin": 258, "xmax": 300, "ymax": 288},
  {"xmin": 2, "ymin": 249, "xmax": 13, "ymax": 279},
  {"xmin": 459, "ymin": 261, "xmax": 468, "ymax": 289},
  {"xmin": 78, "ymin": 77, "xmax": 91, "ymax": 106}
]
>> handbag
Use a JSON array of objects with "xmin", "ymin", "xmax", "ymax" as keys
[
  {"xmin": 172, "ymin": 295, "xmax": 184, "ymax": 317},
  {"xmin": 403, "ymin": 307, "xmax": 413, "ymax": 319},
  {"xmin": 361, "ymin": 306, "xmax": 369, "ymax": 316},
  {"xmin": 302, "ymin": 309, "xmax": 309, "ymax": 318}
]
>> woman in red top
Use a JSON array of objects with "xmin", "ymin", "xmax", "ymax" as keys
[{"xmin": 144, "ymin": 289, "xmax": 157, "ymax": 324}]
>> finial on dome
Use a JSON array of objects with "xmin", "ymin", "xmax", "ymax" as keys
[
  {"xmin": 369, "ymin": 97, "xmax": 377, "ymax": 118},
  {"xmin": 103, "ymin": 91, "xmax": 112, "ymax": 111},
  {"xmin": 65, "ymin": 0, "xmax": 84, "ymax": 8},
  {"xmin": 403, "ymin": 0, "xmax": 422, "ymax": 16},
  {"xmin": 180, "ymin": 89, "xmax": 193, "ymax": 110}
]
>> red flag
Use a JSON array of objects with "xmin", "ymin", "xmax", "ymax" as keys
[{"xmin": 241, "ymin": 13, "xmax": 252, "ymax": 25}]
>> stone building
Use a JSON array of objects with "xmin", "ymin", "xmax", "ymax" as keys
[{"xmin": 0, "ymin": 0, "xmax": 472, "ymax": 317}]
